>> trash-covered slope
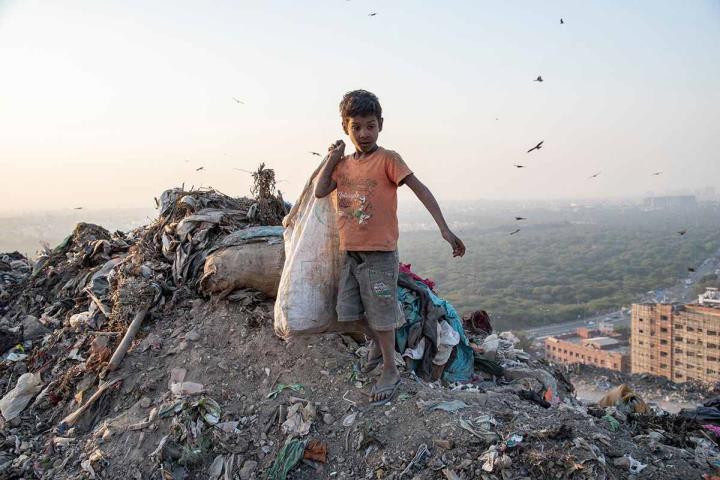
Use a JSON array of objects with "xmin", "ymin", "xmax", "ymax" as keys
[{"xmin": 0, "ymin": 186, "xmax": 719, "ymax": 480}]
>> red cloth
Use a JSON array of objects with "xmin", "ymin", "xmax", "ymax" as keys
[{"xmin": 399, "ymin": 263, "xmax": 436, "ymax": 291}]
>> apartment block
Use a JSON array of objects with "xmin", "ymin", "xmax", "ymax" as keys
[
  {"xmin": 631, "ymin": 288, "xmax": 720, "ymax": 384},
  {"xmin": 544, "ymin": 328, "xmax": 630, "ymax": 372}
]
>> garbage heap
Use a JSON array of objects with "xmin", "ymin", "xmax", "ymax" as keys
[
  {"xmin": 0, "ymin": 182, "xmax": 288, "ymax": 478},
  {"xmin": 0, "ymin": 253, "xmax": 32, "ymax": 318},
  {"xmin": 0, "ymin": 191, "xmax": 719, "ymax": 479}
]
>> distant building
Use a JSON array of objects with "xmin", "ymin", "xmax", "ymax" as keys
[
  {"xmin": 544, "ymin": 328, "xmax": 630, "ymax": 372},
  {"xmin": 699, "ymin": 288, "xmax": 720, "ymax": 307},
  {"xmin": 631, "ymin": 288, "xmax": 720, "ymax": 384},
  {"xmin": 642, "ymin": 195, "xmax": 697, "ymax": 209},
  {"xmin": 598, "ymin": 320, "xmax": 615, "ymax": 335}
]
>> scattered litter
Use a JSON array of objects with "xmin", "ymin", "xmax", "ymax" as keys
[
  {"xmin": 399, "ymin": 443, "xmax": 429, "ymax": 478},
  {"xmin": 603, "ymin": 413, "xmax": 620, "ymax": 431},
  {"xmin": 282, "ymin": 402, "xmax": 313, "ymax": 437},
  {"xmin": 170, "ymin": 382, "xmax": 205, "ymax": 397},
  {"xmin": 480, "ymin": 444, "xmax": 511, "ymax": 472},
  {"xmin": 613, "ymin": 454, "xmax": 647, "ymax": 474},
  {"xmin": 266, "ymin": 439, "xmax": 305, "ymax": 480},
  {"xmin": 215, "ymin": 421, "xmax": 239, "ymax": 433},
  {"xmin": 458, "ymin": 418, "xmax": 500, "ymax": 443},
  {"xmin": 303, "ymin": 439, "xmax": 328, "ymax": 463},
  {"xmin": 441, "ymin": 468, "xmax": 463, "ymax": 480},
  {"xmin": 518, "ymin": 389, "xmax": 550, "ymax": 408},
  {"xmin": 267, "ymin": 383, "xmax": 304, "ymax": 399},
  {"xmin": 505, "ymin": 433, "xmax": 523, "ymax": 448},
  {"xmin": 342, "ymin": 412, "xmax": 357, "ymax": 427},
  {"xmin": 419, "ymin": 399, "xmax": 468, "ymax": 412},
  {"xmin": 0, "ymin": 372, "xmax": 42, "ymax": 421}
]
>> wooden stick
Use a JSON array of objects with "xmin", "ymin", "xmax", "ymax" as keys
[
  {"xmin": 106, "ymin": 306, "xmax": 149, "ymax": 372},
  {"xmin": 59, "ymin": 378, "xmax": 121, "ymax": 428},
  {"xmin": 84, "ymin": 287, "xmax": 112, "ymax": 318},
  {"xmin": 90, "ymin": 331, "xmax": 121, "ymax": 337}
]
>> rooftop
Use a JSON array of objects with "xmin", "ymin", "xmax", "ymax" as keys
[
  {"xmin": 546, "ymin": 333, "xmax": 629, "ymax": 354},
  {"xmin": 583, "ymin": 336, "xmax": 620, "ymax": 348}
]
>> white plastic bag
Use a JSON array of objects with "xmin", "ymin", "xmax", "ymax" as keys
[
  {"xmin": 0, "ymin": 372, "xmax": 42, "ymax": 421},
  {"xmin": 273, "ymin": 161, "xmax": 343, "ymax": 338}
]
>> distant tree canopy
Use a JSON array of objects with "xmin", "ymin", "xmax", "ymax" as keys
[{"xmin": 399, "ymin": 205, "xmax": 720, "ymax": 331}]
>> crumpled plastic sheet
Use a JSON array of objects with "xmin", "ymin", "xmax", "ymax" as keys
[
  {"xmin": 0, "ymin": 372, "xmax": 43, "ymax": 421},
  {"xmin": 266, "ymin": 439, "xmax": 306, "ymax": 480}
]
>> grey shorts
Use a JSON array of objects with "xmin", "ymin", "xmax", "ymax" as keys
[{"xmin": 336, "ymin": 250, "xmax": 405, "ymax": 332}]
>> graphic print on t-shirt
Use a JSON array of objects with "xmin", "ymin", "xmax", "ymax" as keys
[{"xmin": 335, "ymin": 174, "xmax": 378, "ymax": 228}]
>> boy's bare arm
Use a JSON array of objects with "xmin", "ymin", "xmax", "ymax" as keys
[
  {"xmin": 403, "ymin": 174, "xmax": 466, "ymax": 257},
  {"xmin": 314, "ymin": 140, "xmax": 345, "ymax": 198}
]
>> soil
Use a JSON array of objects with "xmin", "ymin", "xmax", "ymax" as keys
[{"xmin": 7, "ymin": 298, "xmax": 710, "ymax": 480}]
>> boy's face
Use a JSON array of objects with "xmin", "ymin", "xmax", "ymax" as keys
[{"xmin": 344, "ymin": 115, "xmax": 383, "ymax": 153}]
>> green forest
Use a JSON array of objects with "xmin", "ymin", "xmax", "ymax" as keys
[{"xmin": 398, "ymin": 205, "xmax": 720, "ymax": 330}]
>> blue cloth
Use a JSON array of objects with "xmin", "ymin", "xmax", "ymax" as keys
[{"xmin": 396, "ymin": 280, "xmax": 474, "ymax": 383}]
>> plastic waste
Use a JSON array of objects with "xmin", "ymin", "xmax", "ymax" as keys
[
  {"xmin": 0, "ymin": 372, "xmax": 42, "ymax": 421},
  {"xmin": 274, "ymin": 161, "xmax": 343, "ymax": 337},
  {"xmin": 200, "ymin": 241, "xmax": 285, "ymax": 297},
  {"xmin": 266, "ymin": 439, "xmax": 305, "ymax": 480}
]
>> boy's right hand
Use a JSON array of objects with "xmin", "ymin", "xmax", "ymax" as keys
[{"xmin": 327, "ymin": 139, "xmax": 345, "ymax": 162}]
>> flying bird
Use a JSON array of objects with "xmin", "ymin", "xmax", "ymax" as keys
[
  {"xmin": 73, "ymin": 207, "xmax": 83, "ymax": 210},
  {"xmin": 534, "ymin": 76, "xmax": 543, "ymax": 82},
  {"xmin": 195, "ymin": 166, "xmax": 204, "ymax": 171},
  {"xmin": 232, "ymin": 97, "xmax": 245, "ymax": 104},
  {"xmin": 368, "ymin": 12, "xmax": 377, "ymax": 16},
  {"xmin": 527, "ymin": 140, "xmax": 544, "ymax": 153},
  {"xmin": 560, "ymin": 18, "xmax": 564, "ymax": 24},
  {"xmin": 677, "ymin": 229, "xmax": 687, "ymax": 236},
  {"xmin": 652, "ymin": 171, "xmax": 663, "ymax": 176},
  {"xmin": 513, "ymin": 164, "xmax": 526, "ymax": 169},
  {"xmin": 515, "ymin": 217, "xmax": 526, "ymax": 221},
  {"xmin": 688, "ymin": 267, "xmax": 696, "ymax": 273},
  {"xmin": 589, "ymin": 172, "xmax": 601, "ymax": 179},
  {"xmin": 509, "ymin": 228, "xmax": 521, "ymax": 235},
  {"xmin": 309, "ymin": 151, "xmax": 322, "ymax": 156}
]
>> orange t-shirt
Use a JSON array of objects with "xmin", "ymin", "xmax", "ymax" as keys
[{"xmin": 331, "ymin": 147, "xmax": 412, "ymax": 251}]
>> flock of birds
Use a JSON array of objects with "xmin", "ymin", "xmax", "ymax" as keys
[
  {"xmin": 496, "ymin": 17, "xmax": 676, "ymax": 240},
  {"xmin": 68, "ymin": 12, "xmax": 694, "ymax": 275}
]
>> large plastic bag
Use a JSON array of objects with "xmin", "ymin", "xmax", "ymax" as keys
[
  {"xmin": 274, "ymin": 161, "xmax": 343, "ymax": 338},
  {"xmin": 199, "ymin": 227, "xmax": 286, "ymax": 298},
  {"xmin": 200, "ymin": 242, "xmax": 285, "ymax": 298},
  {"xmin": 0, "ymin": 372, "xmax": 42, "ymax": 421}
]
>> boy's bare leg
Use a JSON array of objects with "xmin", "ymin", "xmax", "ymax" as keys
[
  {"xmin": 371, "ymin": 328, "xmax": 400, "ymax": 402},
  {"xmin": 323, "ymin": 320, "xmax": 382, "ymax": 365}
]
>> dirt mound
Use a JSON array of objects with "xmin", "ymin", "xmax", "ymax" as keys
[{"xmin": 0, "ymin": 183, "xmax": 718, "ymax": 479}]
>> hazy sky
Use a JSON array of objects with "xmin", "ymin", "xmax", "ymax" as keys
[{"xmin": 1, "ymin": 0, "xmax": 719, "ymax": 214}]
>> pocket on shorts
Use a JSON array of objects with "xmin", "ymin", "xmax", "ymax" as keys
[{"xmin": 368, "ymin": 267, "xmax": 396, "ymax": 299}]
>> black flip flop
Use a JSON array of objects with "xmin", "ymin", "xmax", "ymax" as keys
[{"xmin": 369, "ymin": 378, "xmax": 401, "ymax": 407}]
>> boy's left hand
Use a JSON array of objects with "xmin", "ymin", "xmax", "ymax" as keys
[{"xmin": 442, "ymin": 229, "xmax": 466, "ymax": 257}]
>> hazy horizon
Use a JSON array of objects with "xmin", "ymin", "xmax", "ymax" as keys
[{"xmin": 1, "ymin": 0, "xmax": 719, "ymax": 214}]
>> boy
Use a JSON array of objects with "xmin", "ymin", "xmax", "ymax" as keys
[{"xmin": 315, "ymin": 90, "xmax": 465, "ymax": 405}]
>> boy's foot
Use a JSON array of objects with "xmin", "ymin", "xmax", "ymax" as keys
[
  {"xmin": 361, "ymin": 341, "xmax": 383, "ymax": 374},
  {"xmin": 370, "ymin": 369, "xmax": 401, "ymax": 405}
]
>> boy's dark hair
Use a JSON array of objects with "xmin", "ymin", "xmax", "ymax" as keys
[{"xmin": 339, "ymin": 90, "xmax": 382, "ymax": 128}]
